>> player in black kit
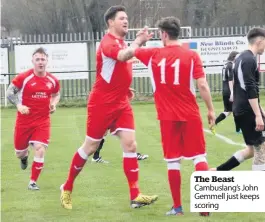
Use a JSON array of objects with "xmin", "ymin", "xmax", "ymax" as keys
[
  {"xmin": 211, "ymin": 27, "xmax": 265, "ymax": 171},
  {"xmin": 213, "ymin": 51, "xmax": 240, "ymax": 134}
]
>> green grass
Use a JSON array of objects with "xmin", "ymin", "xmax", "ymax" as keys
[{"xmin": 1, "ymin": 101, "xmax": 265, "ymax": 222}]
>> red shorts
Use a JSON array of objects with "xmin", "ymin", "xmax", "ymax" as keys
[
  {"xmin": 86, "ymin": 104, "xmax": 135, "ymax": 140},
  {"xmin": 14, "ymin": 123, "xmax": 50, "ymax": 152},
  {"xmin": 160, "ymin": 118, "xmax": 206, "ymax": 161}
]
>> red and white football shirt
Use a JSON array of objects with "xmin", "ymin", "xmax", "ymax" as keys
[
  {"xmin": 135, "ymin": 45, "xmax": 205, "ymax": 121},
  {"xmin": 12, "ymin": 69, "xmax": 60, "ymax": 126},
  {"xmin": 88, "ymin": 33, "xmax": 132, "ymax": 107}
]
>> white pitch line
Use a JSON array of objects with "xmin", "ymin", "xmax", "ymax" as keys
[{"xmin": 204, "ymin": 129, "xmax": 245, "ymax": 147}]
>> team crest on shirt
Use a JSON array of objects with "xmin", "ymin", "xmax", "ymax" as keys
[{"xmin": 46, "ymin": 82, "xmax": 53, "ymax": 89}]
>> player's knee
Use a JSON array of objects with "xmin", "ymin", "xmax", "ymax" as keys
[
  {"xmin": 252, "ymin": 142, "xmax": 265, "ymax": 170},
  {"xmin": 122, "ymin": 139, "xmax": 137, "ymax": 153},
  {"xmin": 83, "ymin": 139, "xmax": 101, "ymax": 155},
  {"xmin": 242, "ymin": 146, "xmax": 254, "ymax": 159},
  {"xmin": 33, "ymin": 143, "xmax": 46, "ymax": 158},
  {"xmin": 15, "ymin": 150, "xmax": 28, "ymax": 159}
]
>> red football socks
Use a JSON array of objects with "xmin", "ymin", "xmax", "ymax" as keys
[
  {"xmin": 30, "ymin": 157, "xmax": 44, "ymax": 183},
  {"xmin": 64, "ymin": 148, "xmax": 88, "ymax": 192},
  {"xmin": 123, "ymin": 153, "xmax": 140, "ymax": 200}
]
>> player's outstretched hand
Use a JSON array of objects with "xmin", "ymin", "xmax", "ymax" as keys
[
  {"xmin": 207, "ymin": 110, "xmax": 216, "ymax": 129},
  {"xmin": 17, "ymin": 104, "xmax": 30, "ymax": 115},
  {"xmin": 50, "ymin": 103, "xmax": 56, "ymax": 114},
  {"xmin": 255, "ymin": 115, "xmax": 264, "ymax": 131},
  {"xmin": 135, "ymin": 26, "xmax": 154, "ymax": 46}
]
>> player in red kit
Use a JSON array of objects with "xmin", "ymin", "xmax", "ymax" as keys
[
  {"xmin": 131, "ymin": 17, "xmax": 215, "ymax": 216},
  {"xmin": 6, "ymin": 47, "xmax": 60, "ymax": 190},
  {"xmin": 60, "ymin": 5, "xmax": 157, "ymax": 210}
]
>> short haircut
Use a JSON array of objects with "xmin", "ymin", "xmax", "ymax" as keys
[
  {"xmin": 104, "ymin": 5, "xmax": 126, "ymax": 26},
  {"xmin": 156, "ymin": 17, "xmax": 181, "ymax": 40},
  {"xmin": 227, "ymin": 51, "xmax": 239, "ymax": 61},
  {"xmin": 247, "ymin": 27, "xmax": 265, "ymax": 44},
  {"xmin": 32, "ymin": 47, "xmax": 48, "ymax": 56}
]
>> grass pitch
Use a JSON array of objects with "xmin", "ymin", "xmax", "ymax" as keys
[{"xmin": 1, "ymin": 101, "xmax": 264, "ymax": 222}]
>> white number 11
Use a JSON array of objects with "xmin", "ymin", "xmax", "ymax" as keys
[{"xmin": 158, "ymin": 58, "xmax": 180, "ymax": 85}]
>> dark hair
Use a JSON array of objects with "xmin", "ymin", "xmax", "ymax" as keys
[
  {"xmin": 32, "ymin": 47, "xmax": 48, "ymax": 56},
  {"xmin": 104, "ymin": 5, "xmax": 126, "ymax": 26},
  {"xmin": 227, "ymin": 51, "xmax": 239, "ymax": 61},
  {"xmin": 247, "ymin": 27, "xmax": 265, "ymax": 44},
  {"xmin": 156, "ymin": 17, "xmax": 181, "ymax": 40}
]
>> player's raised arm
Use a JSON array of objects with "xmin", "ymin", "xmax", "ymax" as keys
[
  {"xmin": 134, "ymin": 47, "xmax": 157, "ymax": 66},
  {"xmin": 117, "ymin": 27, "xmax": 153, "ymax": 62},
  {"xmin": 101, "ymin": 27, "xmax": 153, "ymax": 62}
]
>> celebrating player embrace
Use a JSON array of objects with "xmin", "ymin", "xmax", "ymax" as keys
[{"xmin": 6, "ymin": 47, "xmax": 60, "ymax": 190}]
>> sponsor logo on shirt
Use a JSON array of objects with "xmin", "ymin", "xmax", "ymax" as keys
[{"xmin": 32, "ymin": 92, "xmax": 48, "ymax": 99}]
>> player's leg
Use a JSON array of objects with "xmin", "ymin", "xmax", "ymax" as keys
[
  {"xmin": 184, "ymin": 118, "xmax": 210, "ymax": 216},
  {"xmin": 252, "ymin": 142, "xmax": 265, "ymax": 171},
  {"xmin": 91, "ymin": 131, "xmax": 148, "ymax": 163},
  {"xmin": 110, "ymin": 105, "xmax": 158, "ymax": 208},
  {"xmin": 215, "ymin": 112, "xmax": 231, "ymax": 125},
  {"xmin": 92, "ymin": 137, "xmax": 109, "ymax": 163},
  {"xmin": 210, "ymin": 114, "xmax": 255, "ymax": 171},
  {"xmin": 28, "ymin": 123, "xmax": 50, "ymax": 190},
  {"xmin": 61, "ymin": 136, "xmax": 101, "ymax": 209},
  {"xmin": 14, "ymin": 125, "xmax": 31, "ymax": 170},
  {"xmin": 184, "ymin": 118, "xmax": 208, "ymax": 170},
  {"xmin": 193, "ymin": 155, "xmax": 210, "ymax": 217},
  {"xmin": 61, "ymin": 107, "xmax": 112, "ymax": 209},
  {"xmin": 116, "ymin": 130, "xmax": 158, "ymax": 208},
  {"xmin": 92, "ymin": 130, "xmax": 109, "ymax": 163},
  {"xmin": 251, "ymin": 116, "xmax": 265, "ymax": 171},
  {"xmin": 159, "ymin": 120, "xmax": 183, "ymax": 216},
  {"xmin": 29, "ymin": 142, "xmax": 46, "ymax": 190},
  {"xmin": 214, "ymin": 96, "xmax": 231, "ymax": 126},
  {"xmin": 210, "ymin": 146, "xmax": 253, "ymax": 171}
]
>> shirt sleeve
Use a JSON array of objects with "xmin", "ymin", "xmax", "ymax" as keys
[
  {"xmin": 193, "ymin": 51, "xmax": 205, "ymax": 79},
  {"xmin": 227, "ymin": 63, "xmax": 234, "ymax": 81},
  {"xmin": 12, "ymin": 73, "xmax": 25, "ymax": 89},
  {"xmin": 101, "ymin": 41, "xmax": 122, "ymax": 60},
  {"xmin": 241, "ymin": 58, "xmax": 258, "ymax": 99},
  {"xmin": 134, "ymin": 48, "xmax": 157, "ymax": 66}
]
